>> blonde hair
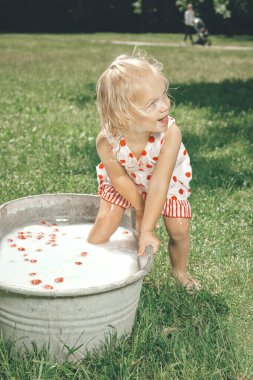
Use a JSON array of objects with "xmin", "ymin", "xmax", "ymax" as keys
[{"xmin": 96, "ymin": 50, "xmax": 168, "ymax": 137}]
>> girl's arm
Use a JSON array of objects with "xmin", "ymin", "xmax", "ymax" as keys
[
  {"xmin": 96, "ymin": 132, "xmax": 145, "ymax": 212},
  {"xmin": 138, "ymin": 123, "xmax": 182, "ymax": 255}
]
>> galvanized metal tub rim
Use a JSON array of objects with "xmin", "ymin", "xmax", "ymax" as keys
[{"xmin": 0, "ymin": 193, "xmax": 153, "ymax": 298}]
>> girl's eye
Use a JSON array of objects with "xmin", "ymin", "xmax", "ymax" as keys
[
  {"xmin": 148, "ymin": 101, "xmax": 157, "ymax": 109},
  {"xmin": 146, "ymin": 89, "xmax": 168, "ymax": 110}
]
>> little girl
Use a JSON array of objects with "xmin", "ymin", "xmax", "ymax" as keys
[{"xmin": 88, "ymin": 51, "xmax": 199, "ymax": 290}]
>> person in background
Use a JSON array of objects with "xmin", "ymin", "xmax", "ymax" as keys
[{"xmin": 184, "ymin": 3, "xmax": 195, "ymax": 44}]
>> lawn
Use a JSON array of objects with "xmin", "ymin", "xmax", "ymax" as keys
[{"xmin": 0, "ymin": 33, "xmax": 253, "ymax": 379}]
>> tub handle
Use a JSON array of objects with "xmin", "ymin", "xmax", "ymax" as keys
[{"xmin": 137, "ymin": 244, "xmax": 154, "ymax": 272}]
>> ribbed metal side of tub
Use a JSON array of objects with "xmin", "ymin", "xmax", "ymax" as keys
[{"xmin": 0, "ymin": 279, "xmax": 143, "ymax": 360}]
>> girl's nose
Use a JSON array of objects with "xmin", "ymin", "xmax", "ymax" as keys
[{"xmin": 160, "ymin": 96, "xmax": 170, "ymax": 112}]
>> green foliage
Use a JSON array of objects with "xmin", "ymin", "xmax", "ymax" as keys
[
  {"xmin": 213, "ymin": 0, "xmax": 231, "ymax": 18},
  {"xmin": 176, "ymin": 0, "xmax": 251, "ymax": 19},
  {"xmin": 1, "ymin": 0, "xmax": 252, "ymax": 33},
  {"xmin": 132, "ymin": 0, "xmax": 142, "ymax": 15}
]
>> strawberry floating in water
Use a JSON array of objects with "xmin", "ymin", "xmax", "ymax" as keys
[
  {"xmin": 2, "ymin": 223, "xmax": 137, "ymax": 291},
  {"xmin": 18, "ymin": 247, "xmax": 25, "ymax": 251},
  {"xmin": 10, "ymin": 244, "xmax": 16, "ymax": 248},
  {"xmin": 18, "ymin": 232, "xmax": 26, "ymax": 239},
  {"xmin": 44, "ymin": 284, "xmax": 54, "ymax": 289},
  {"xmin": 40, "ymin": 220, "xmax": 52, "ymax": 227},
  {"xmin": 31, "ymin": 279, "xmax": 42, "ymax": 285},
  {"xmin": 54, "ymin": 277, "xmax": 64, "ymax": 283}
]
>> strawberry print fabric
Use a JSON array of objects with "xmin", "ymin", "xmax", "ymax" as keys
[{"xmin": 96, "ymin": 116, "xmax": 192, "ymax": 218}]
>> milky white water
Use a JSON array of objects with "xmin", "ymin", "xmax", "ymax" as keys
[{"xmin": 0, "ymin": 222, "xmax": 138, "ymax": 291}]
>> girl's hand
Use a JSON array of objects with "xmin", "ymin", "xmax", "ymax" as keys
[
  {"xmin": 137, "ymin": 230, "xmax": 160, "ymax": 256},
  {"xmin": 135, "ymin": 210, "xmax": 144, "ymax": 239}
]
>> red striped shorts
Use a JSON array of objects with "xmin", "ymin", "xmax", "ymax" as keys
[{"xmin": 98, "ymin": 184, "xmax": 192, "ymax": 219}]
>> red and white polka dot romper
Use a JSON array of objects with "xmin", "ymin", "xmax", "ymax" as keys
[{"xmin": 96, "ymin": 116, "xmax": 192, "ymax": 218}]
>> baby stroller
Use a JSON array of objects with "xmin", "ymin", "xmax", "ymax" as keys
[{"xmin": 193, "ymin": 17, "xmax": 211, "ymax": 46}]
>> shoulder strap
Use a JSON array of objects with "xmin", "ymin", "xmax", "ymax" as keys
[
  {"xmin": 102, "ymin": 129, "xmax": 119, "ymax": 154},
  {"xmin": 168, "ymin": 116, "xmax": 175, "ymax": 129}
]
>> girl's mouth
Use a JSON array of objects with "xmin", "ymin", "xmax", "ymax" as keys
[{"xmin": 158, "ymin": 115, "xmax": 168, "ymax": 124}]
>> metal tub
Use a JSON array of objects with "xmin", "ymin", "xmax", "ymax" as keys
[{"xmin": 0, "ymin": 194, "xmax": 153, "ymax": 361}]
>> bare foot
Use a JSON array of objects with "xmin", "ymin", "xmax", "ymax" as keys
[{"xmin": 172, "ymin": 270, "xmax": 201, "ymax": 293}]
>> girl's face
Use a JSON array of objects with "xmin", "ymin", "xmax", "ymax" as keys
[{"xmin": 130, "ymin": 72, "xmax": 170, "ymax": 134}]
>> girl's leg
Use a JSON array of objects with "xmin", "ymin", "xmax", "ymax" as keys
[
  {"xmin": 87, "ymin": 199, "xmax": 125, "ymax": 244},
  {"xmin": 163, "ymin": 216, "xmax": 200, "ymax": 289}
]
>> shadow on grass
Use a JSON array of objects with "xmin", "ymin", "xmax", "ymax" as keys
[
  {"xmin": 75, "ymin": 284, "xmax": 242, "ymax": 379},
  {"xmin": 173, "ymin": 78, "xmax": 253, "ymax": 190},
  {"xmin": 130, "ymin": 284, "xmax": 242, "ymax": 379},
  {"xmin": 172, "ymin": 78, "xmax": 253, "ymax": 114},
  {"xmin": 68, "ymin": 139, "xmax": 99, "ymax": 176}
]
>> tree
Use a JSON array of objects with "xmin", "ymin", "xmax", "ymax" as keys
[{"xmin": 176, "ymin": 0, "xmax": 250, "ymax": 20}]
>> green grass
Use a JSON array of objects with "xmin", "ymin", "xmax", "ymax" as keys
[{"xmin": 0, "ymin": 33, "xmax": 253, "ymax": 379}]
